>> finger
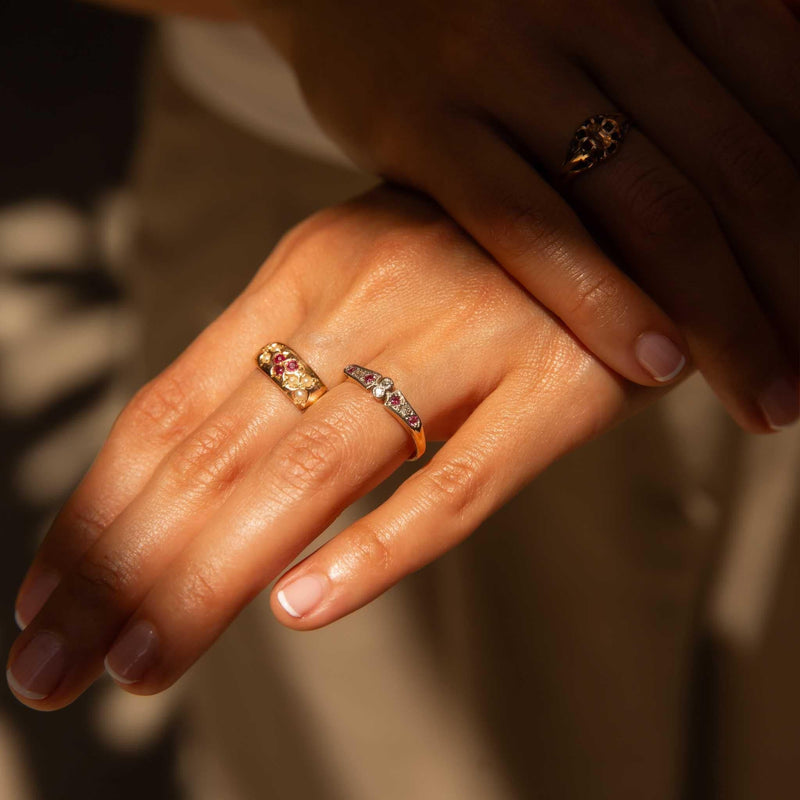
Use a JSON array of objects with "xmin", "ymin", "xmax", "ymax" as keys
[
  {"xmin": 664, "ymin": 0, "xmax": 800, "ymax": 166},
  {"xmin": 420, "ymin": 109, "xmax": 796, "ymax": 432},
  {"xmin": 99, "ymin": 374, "xmax": 432, "ymax": 698},
  {"xmin": 6, "ymin": 332, "xmax": 466, "ymax": 707},
  {"xmin": 5, "ymin": 360, "xmax": 313, "ymax": 708},
  {"xmin": 268, "ymin": 354, "xmax": 637, "ymax": 628},
  {"xmin": 579, "ymin": 11, "xmax": 800, "ymax": 359},
  {"xmin": 400, "ymin": 115, "xmax": 691, "ymax": 388},
  {"xmin": 13, "ymin": 279, "xmax": 307, "ymax": 629},
  {"xmin": 96, "ymin": 323, "xmax": 514, "ymax": 699}
]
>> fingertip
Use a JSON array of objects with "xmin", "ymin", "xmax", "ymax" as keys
[
  {"xmin": 14, "ymin": 569, "xmax": 61, "ymax": 633},
  {"xmin": 274, "ymin": 574, "xmax": 327, "ymax": 620},
  {"xmin": 758, "ymin": 376, "xmax": 800, "ymax": 432},
  {"xmin": 634, "ymin": 332, "xmax": 688, "ymax": 384}
]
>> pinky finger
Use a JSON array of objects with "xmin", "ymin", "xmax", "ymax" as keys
[{"xmin": 271, "ymin": 356, "xmax": 634, "ymax": 629}]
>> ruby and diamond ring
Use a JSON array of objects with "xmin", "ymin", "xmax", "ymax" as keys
[{"xmin": 344, "ymin": 364, "xmax": 426, "ymax": 460}]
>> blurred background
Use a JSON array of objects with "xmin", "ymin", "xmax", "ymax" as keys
[
  {"xmin": 1, "ymin": 3, "xmax": 799, "ymax": 800},
  {"xmin": 0, "ymin": 3, "xmax": 184, "ymax": 798}
]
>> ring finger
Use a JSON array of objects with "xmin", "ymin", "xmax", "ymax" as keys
[
  {"xmin": 5, "ymin": 327, "xmax": 498, "ymax": 708},
  {"xmin": 483, "ymin": 59, "xmax": 798, "ymax": 431}
]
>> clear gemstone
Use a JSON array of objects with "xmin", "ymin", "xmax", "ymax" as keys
[{"xmin": 372, "ymin": 377, "xmax": 392, "ymax": 398}]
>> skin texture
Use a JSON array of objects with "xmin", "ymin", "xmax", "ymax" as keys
[
  {"xmin": 87, "ymin": 0, "xmax": 800, "ymax": 427},
  {"xmin": 8, "ymin": 188, "xmax": 664, "ymax": 710},
  {"xmin": 236, "ymin": 0, "xmax": 800, "ymax": 431}
]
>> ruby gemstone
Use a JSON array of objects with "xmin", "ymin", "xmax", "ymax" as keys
[
  {"xmin": 274, "ymin": 365, "xmax": 284, "ymax": 376},
  {"xmin": 409, "ymin": 415, "xmax": 419, "ymax": 426},
  {"xmin": 389, "ymin": 395, "xmax": 400, "ymax": 406},
  {"xmin": 286, "ymin": 360, "xmax": 298, "ymax": 370},
  {"xmin": 365, "ymin": 374, "xmax": 375, "ymax": 384}
]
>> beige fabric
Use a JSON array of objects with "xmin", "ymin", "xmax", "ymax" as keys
[{"xmin": 125, "ymin": 46, "xmax": 800, "ymax": 800}]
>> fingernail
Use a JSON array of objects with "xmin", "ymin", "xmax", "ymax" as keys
[
  {"xmin": 15, "ymin": 570, "xmax": 61, "ymax": 630},
  {"xmin": 105, "ymin": 620, "xmax": 160, "ymax": 685},
  {"xmin": 276, "ymin": 574, "xmax": 326, "ymax": 618},
  {"xmin": 635, "ymin": 333, "xmax": 686, "ymax": 382},
  {"xmin": 759, "ymin": 377, "xmax": 800, "ymax": 430},
  {"xmin": 7, "ymin": 631, "xmax": 67, "ymax": 700}
]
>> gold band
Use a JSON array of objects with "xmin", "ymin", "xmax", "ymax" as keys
[
  {"xmin": 344, "ymin": 364, "xmax": 426, "ymax": 461},
  {"xmin": 257, "ymin": 342, "xmax": 328, "ymax": 410},
  {"xmin": 561, "ymin": 113, "xmax": 631, "ymax": 181}
]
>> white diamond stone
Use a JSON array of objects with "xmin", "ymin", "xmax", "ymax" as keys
[{"xmin": 372, "ymin": 377, "xmax": 393, "ymax": 399}]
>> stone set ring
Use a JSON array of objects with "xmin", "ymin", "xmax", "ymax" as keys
[
  {"xmin": 561, "ymin": 113, "xmax": 631, "ymax": 181},
  {"xmin": 256, "ymin": 342, "xmax": 328, "ymax": 410},
  {"xmin": 343, "ymin": 364, "xmax": 426, "ymax": 461},
  {"xmin": 256, "ymin": 343, "xmax": 426, "ymax": 461}
]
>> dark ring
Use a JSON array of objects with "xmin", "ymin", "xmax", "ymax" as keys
[{"xmin": 561, "ymin": 113, "xmax": 631, "ymax": 181}]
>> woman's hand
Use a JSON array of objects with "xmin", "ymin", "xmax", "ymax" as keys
[
  {"xmin": 8, "ymin": 188, "xmax": 660, "ymax": 710},
  {"xmin": 241, "ymin": 0, "xmax": 800, "ymax": 431}
]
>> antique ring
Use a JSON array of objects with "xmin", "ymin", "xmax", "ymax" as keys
[
  {"xmin": 257, "ymin": 342, "xmax": 328, "ymax": 410},
  {"xmin": 344, "ymin": 364, "xmax": 426, "ymax": 461},
  {"xmin": 561, "ymin": 113, "xmax": 631, "ymax": 181}
]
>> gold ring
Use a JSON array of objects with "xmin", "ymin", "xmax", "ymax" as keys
[
  {"xmin": 344, "ymin": 364, "xmax": 426, "ymax": 461},
  {"xmin": 561, "ymin": 113, "xmax": 631, "ymax": 181},
  {"xmin": 257, "ymin": 342, "xmax": 328, "ymax": 410}
]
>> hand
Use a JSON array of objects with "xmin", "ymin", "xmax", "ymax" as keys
[
  {"xmin": 241, "ymin": 0, "xmax": 800, "ymax": 431},
  {"xmin": 8, "ymin": 188, "xmax": 660, "ymax": 710}
]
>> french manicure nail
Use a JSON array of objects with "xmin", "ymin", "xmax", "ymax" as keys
[
  {"xmin": 635, "ymin": 332, "xmax": 686, "ymax": 383},
  {"xmin": 15, "ymin": 570, "xmax": 61, "ymax": 630},
  {"xmin": 7, "ymin": 631, "xmax": 67, "ymax": 700},
  {"xmin": 759, "ymin": 377, "xmax": 800, "ymax": 430},
  {"xmin": 276, "ymin": 574, "xmax": 326, "ymax": 618},
  {"xmin": 105, "ymin": 620, "xmax": 160, "ymax": 684}
]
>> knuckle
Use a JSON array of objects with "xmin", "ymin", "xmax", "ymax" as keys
[
  {"xmin": 624, "ymin": 165, "xmax": 712, "ymax": 241},
  {"xmin": 417, "ymin": 457, "xmax": 483, "ymax": 520},
  {"xmin": 69, "ymin": 549, "xmax": 134, "ymax": 608},
  {"xmin": 271, "ymin": 420, "xmax": 347, "ymax": 500},
  {"xmin": 166, "ymin": 415, "xmax": 245, "ymax": 495},
  {"xmin": 486, "ymin": 197, "xmax": 564, "ymax": 262},
  {"xmin": 352, "ymin": 235, "xmax": 420, "ymax": 302},
  {"xmin": 57, "ymin": 501, "xmax": 115, "ymax": 553},
  {"xmin": 121, "ymin": 372, "xmax": 195, "ymax": 448},
  {"xmin": 566, "ymin": 270, "xmax": 626, "ymax": 328},
  {"xmin": 175, "ymin": 563, "xmax": 222, "ymax": 617},
  {"xmin": 350, "ymin": 519, "xmax": 394, "ymax": 574},
  {"xmin": 352, "ymin": 219, "xmax": 473, "ymax": 306},
  {"xmin": 714, "ymin": 120, "xmax": 793, "ymax": 202}
]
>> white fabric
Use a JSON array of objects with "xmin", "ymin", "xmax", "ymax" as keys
[{"xmin": 161, "ymin": 18, "xmax": 354, "ymax": 168}]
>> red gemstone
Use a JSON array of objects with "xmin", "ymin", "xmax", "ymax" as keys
[
  {"xmin": 274, "ymin": 365, "xmax": 284, "ymax": 376},
  {"xmin": 365, "ymin": 374, "xmax": 375, "ymax": 384},
  {"xmin": 286, "ymin": 360, "xmax": 298, "ymax": 370},
  {"xmin": 273, "ymin": 354, "xmax": 286, "ymax": 364},
  {"xmin": 409, "ymin": 415, "xmax": 419, "ymax": 426},
  {"xmin": 389, "ymin": 395, "xmax": 400, "ymax": 406}
]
